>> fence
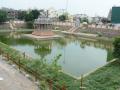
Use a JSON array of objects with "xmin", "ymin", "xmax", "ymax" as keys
[{"xmin": 53, "ymin": 21, "xmax": 75, "ymax": 31}]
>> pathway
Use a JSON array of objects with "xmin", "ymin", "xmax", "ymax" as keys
[{"xmin": 0, "ymin": 56, "xmax": 39, "ymax": 90}]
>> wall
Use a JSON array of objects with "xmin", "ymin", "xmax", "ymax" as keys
[{"xmin": 111, "ymin": 7, "xmax": 120, "ymax": 24}]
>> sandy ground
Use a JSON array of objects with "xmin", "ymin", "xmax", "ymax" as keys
[{"xmin": 0, "ymin": 56, "xmax": 39, "ymax": 90}]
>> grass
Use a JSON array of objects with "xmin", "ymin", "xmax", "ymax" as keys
[{"xmin": 83, "ymin": 60, "xmax": 120, "ymax": 90}]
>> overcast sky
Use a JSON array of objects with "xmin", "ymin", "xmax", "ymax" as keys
[{"xmin": 0, "ymin": 0, "xmax": 120, "ymax": 17}]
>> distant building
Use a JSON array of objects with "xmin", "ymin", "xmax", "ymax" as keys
[
  {"xmin": 73, "ymin": 14, "xmax": 88, "ymax": 20},
  {"xmin": 1, "ymin": 7, "xmax": 19, "ymax": 19},
  {"xmin": 91, "ymin": 16, "xmax": 102, "ymax": 24},
  {"xmin": 110, "ymin": 7, "xmax": 120, "ymax": 24}
]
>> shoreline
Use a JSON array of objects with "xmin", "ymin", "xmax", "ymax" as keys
[{"xmin": 60, "ymin": 30, "xmax": 114, "ymax": 42}]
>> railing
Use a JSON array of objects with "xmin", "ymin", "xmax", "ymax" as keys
[
  {"xmin": 52, "ymin": 22, "xmax": 75, "ymax": 27},
  {"xmin": 0, "ymin": 48, "xmax": 63, "ymax": 90}
]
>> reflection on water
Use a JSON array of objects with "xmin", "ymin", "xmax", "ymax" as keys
[{"xmin": 0, "ymin": 33, "xmax": 113, "ymax": 78}]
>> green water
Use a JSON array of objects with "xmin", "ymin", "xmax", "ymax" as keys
[{"xmin": 0, "ymin": 33, "xmax": 113, "ymax": 78}]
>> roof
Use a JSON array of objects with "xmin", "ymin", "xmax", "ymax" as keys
[{"xmin": 34, "ymin": 16, "xmax": 53, "ymax": 24}]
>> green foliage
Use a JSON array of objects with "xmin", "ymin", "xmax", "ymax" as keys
[
  {"xmin": 39, "ymin": 80, "xmax": 49, "ymax": 90},
  {"xmin": 26, "ymin": 21, "xmax": 34, "ymax": 29},
  {"xmin": 107, "ymin": 49, "xmax": 114, "ymax": 62},
  {"xmin": 113, "ymin": 37, "xmax": 120, "ymax": 59},
  {"xmin": 0, "ymin": 10, "xmax": 7, "ymax": 23},
  {"xmin": 24, "ymin": 9, "xmax": 40, "ymax": 28},
  {"xmin": 24, "ymin": 13, "xmax": 34, "ymax": 22},
  {"xmin": 24, "ymin": 9, "xmax": 40, "ymax": 22},
  {"xmin": 84, "ymin": 60, "xmax": 120, "ymax": 90},
  {"xmin": 18, "ymin": 9, "xmax": 40, "ymax": 21},
  {"xmin": 101, "ymin": 18, "xmax": 110, "ymax": 24},
  {"xmin": 18, "ymin": 11, "xmax": 27, "ymax": 20},
  {"xmin": 31, "ymin": 9, "xmax": 40, "ymax": 19},
  {"xmin": 97, "ymin": 32, "xmax": 102, "ymax": 37},
  {"xmin": 80, "ymin": 17, "xmax": 89, "ymax": 23},
  {"xmin": 59, "ymin": 14, "xmax": 68, "ymax": 22}
]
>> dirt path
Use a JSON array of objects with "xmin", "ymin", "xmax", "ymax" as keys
[{"xmin": 0, "ymin": 56, "xmax": 39, "ymax": 90}]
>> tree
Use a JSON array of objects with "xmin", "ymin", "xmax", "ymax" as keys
[
  {"xmin": 80, "ymin": 17, "xmax": 89, "ymax": 23},
  {"xmin": 24, "ymin": 13, "xmax": 34, "ymax": 22},
  {"xmin": 30, "ymin": 9, "xmax": 40, "ymax": 19},
  {"xmin": 59, "ymin": 14, "xmax": 68, "ymax": 22},
  {"xmin": 113, "ymin": 37, "xmax": 120, "ymax": 59},
  {"xmin": 24, "ymin": 13, "xmax": 34, "ymax": 29},
  {"xmin": 24, "ymin": 9, "xmax": 40, "ymax": 29},
  {"xmin": 18, "ymin": 11, "xmax": 27, "ymax": 20},
  {"xmin": 101, "ymin": 18, "xmax": 109, "ymax": 24},
  {"xmin": 24, "ymin": 10, "xmax": 40, "ymax": 22},
  {"xmin": 18, "ymin": 10, "xmax": 40, "ymax": 21},
  {"xmin": 0, "ymin": 10, "xmax": 7, "ymax": 23},
  {"xmin": 24, "ymin": 10, "xmax": 40, "ymax": 29}
]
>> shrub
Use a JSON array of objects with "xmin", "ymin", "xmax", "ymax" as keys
[
  {"xmin": 26, "ymin": 21, "xmax": 34, "ymax": 29},
  {"xmin": 113, "ymin": 37, "xmax": 120, "ymax": 59},
  {"xmin": 97, "ymin": 32, "xmax": 102, "ymax": 37},
  {"xmin": 24, "ymin": 13, "xmax": 34, "ymax": 22},
  {"xmin": 59, "ymin": 14, "xmax": 68, "ymax": 22}
]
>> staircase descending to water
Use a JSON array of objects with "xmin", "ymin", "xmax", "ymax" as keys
[
  {"xmin": 9, "ymin": 21, "xmax": 17, "ymax": 30},
  {"xmin": 68, "ymin": 26, "xmax": 80, "ymax": 33}
]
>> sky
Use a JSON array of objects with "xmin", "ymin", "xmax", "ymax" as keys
[{"xmin": 0, "ymin": 0, "xmax": 120, "ymax": 17}]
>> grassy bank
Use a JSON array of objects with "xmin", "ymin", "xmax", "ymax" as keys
[
  {"xmin": 83, "ymin": 60, "xmax": 120, "ymax": 90},
  {"xmin": 0, "ymin": 41, "xmax": 80, "ymax": 90}
]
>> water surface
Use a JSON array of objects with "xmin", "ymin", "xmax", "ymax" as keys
[{"xmin": 0, "ymin": 34, "xmax": 113, "ymax": 78}]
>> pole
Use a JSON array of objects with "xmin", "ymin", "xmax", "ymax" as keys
[
  {"xmin": 23, "ymin": 52, "xmax": 25, "ymax": 58},
  {"xmin": 19, "ymin": 58, "xmax": 20, "ymax": 70},
  {"xmin": 80, "ymin": 74, "xmax": 83, "ymax": 90},
  {"xmin": 66, "ymin": 0, "xmax": 68, "ymax": 12}
]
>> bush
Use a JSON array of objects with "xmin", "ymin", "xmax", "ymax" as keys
[
  {"xmin": 59, "ymin": 14, "xmax": 68, "ymax": 22},
  {"xmin": 31, "ymin": 9, "xmax": 40, "ymax": 19},
  {"xmin": 26, "ymin": 21, "xmax": 34, "ymax": 29},
  {"xmin": 97, "ymin": 32, "xmax": 102, "ymax": 37},
  {"xmin": 113, "ymin": 37, "xmax": 120, "ymax": 59},
  {"xmin": 18, "ymin": 11, "xmax": 27, "ymax": 20},
  {"xmin": 25, "ymin": 13, "xmax": 34, "ymax": 22}
]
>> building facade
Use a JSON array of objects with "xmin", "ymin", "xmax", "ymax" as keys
[{"xmin": 111, "ymin": 7, "xmax": 120, "ymax": 24}]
